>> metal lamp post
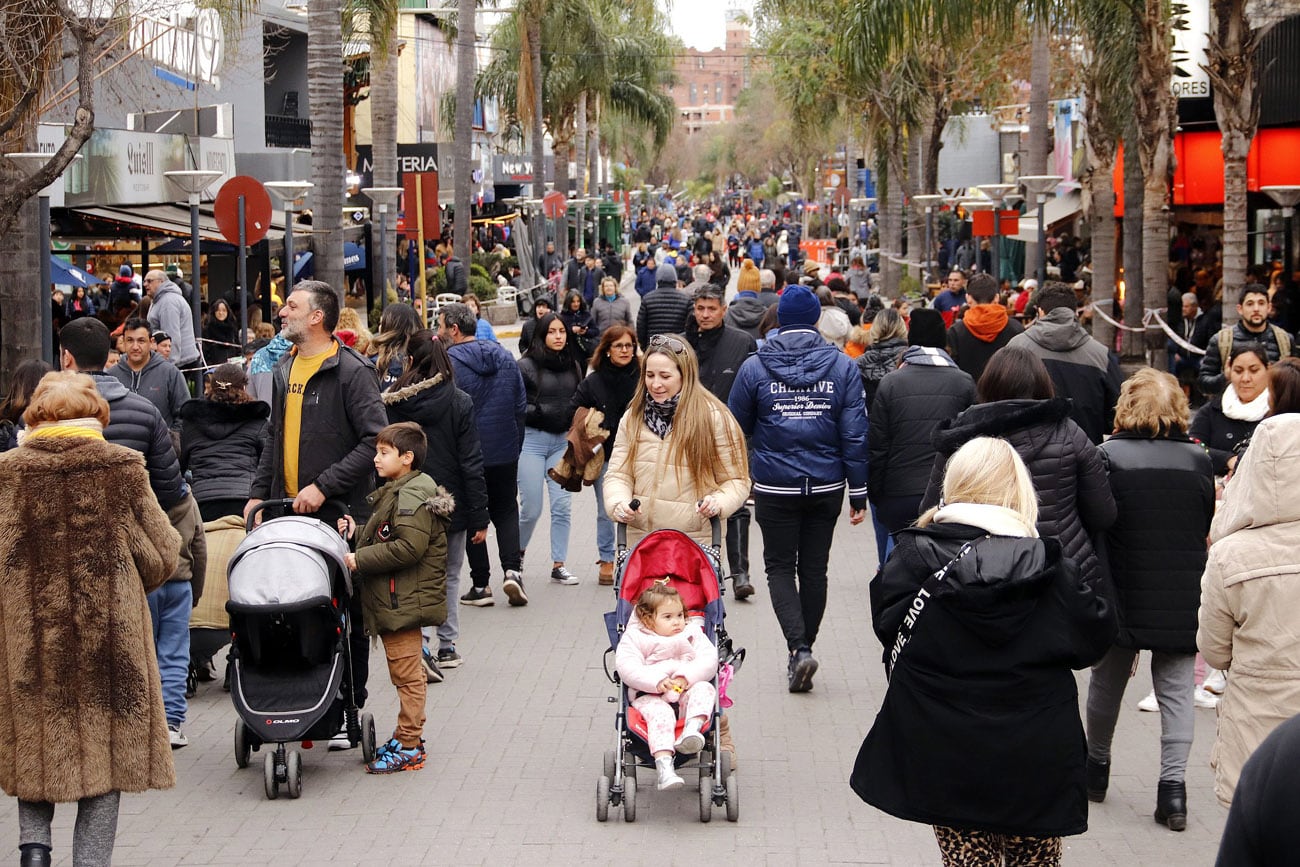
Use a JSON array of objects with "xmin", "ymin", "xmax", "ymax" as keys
[
  {"xmin": 913, "ymin": 195, "xmax": 945, "ymax": 287},
  {"xmin": 977, "ymin": 184, "xmax": 1016, "ymax": 283},
  {"xmin": 7, "ymin": 152, "xmax": 83, "ymax": 365},
  {"xmin": 361, "ymin": 186, "xmax": 404, "ymax": 313},
  {"xmin": 1019, "ymin": 175, "xmax": 1064, "ymax": 285},
  {"xmin": 960, "ymin": 199, "xmax": 994, "ymax": 277},
  {"xmin": 1262, "ymin": 186, "xmax": 1300, "ymax": 296},
  {"xmin": 265, "ymin": 181, "xmax": 314, "ymax": 298},
  {"xmin": 163, "ymin": 170, "xmax": 223, "ymax": 368}
]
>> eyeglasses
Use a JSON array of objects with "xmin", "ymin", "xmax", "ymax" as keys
[
  {"xmin": 610, "ymin": 342, "xmax": 635, "ymax": 351},
  {"xmin": 649, "ymin": 334, "xmax": 687, "ymax": 355}
]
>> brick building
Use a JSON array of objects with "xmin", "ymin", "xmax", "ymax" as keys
[{"xmin": 669, "ymin": 10, "xmax": 752, "ymax": 135}]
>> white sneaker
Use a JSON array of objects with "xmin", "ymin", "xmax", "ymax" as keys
[
  {"xmin": 1194, "ymin": 686, "xmax": 1220, "ymax": 709},
  {"xmin": 327, "ymin": 728, "xmax": 356, "ymax": 751},
  {"xmin": 674, "ymin": 720, "xmax": 705, "ymax": 755},
  {"xmin": 655, "ymin": 757, "xmax": 684, "ymax": 791},
  {"xmin": 168, "ymin": 724, "xmax": 188, "ymax": 749},
  {"xmin": 1137, "ymin": 691, "xmax": 1159, "ymax": 712},
  {"xmin": 1203, "ymin": 669, "xmax": 1227, "ymax": 696}
]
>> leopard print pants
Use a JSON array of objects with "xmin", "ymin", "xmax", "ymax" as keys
[{"xmin": 932, "ymin": 826, "xmax": 1063, "ymax": 866}]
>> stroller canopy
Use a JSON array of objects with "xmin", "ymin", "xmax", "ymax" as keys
[
  {"xmin": 228, "ymin": 516, "xmax": 352, "ymax": 607},
  {"xmin": 607, "ymin": 529, "xmax": 724, "ymax": 649}
]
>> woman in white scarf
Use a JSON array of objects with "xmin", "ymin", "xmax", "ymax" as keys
[{"xmin": 1190, "ymin": 342, "xmax": 1270, "ymax": 476}]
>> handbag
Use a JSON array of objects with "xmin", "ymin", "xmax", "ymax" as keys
[{"xmin": 885, "ymin": 535, "xmax": 989, "ymax": 680}]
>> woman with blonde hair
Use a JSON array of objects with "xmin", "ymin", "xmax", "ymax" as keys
[
  {"xmin": 853, "ymin": 436, "xmax": 1115, "ymax": 867},
  {"xmin": 605, "ymin": 334, "xmax": 749, "ymax": 549},
  {"xmin": 335, "ymin": 306, "xmax": 373, "ymax": 354},
  {"xmin": 0, "ymin": 372, "xmax": 181, "ymax": 866},
  {"xmin": 1083, "ymin": 369, "xmax": 1214, "ymax": 830}
]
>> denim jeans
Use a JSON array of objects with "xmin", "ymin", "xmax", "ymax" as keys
[
  {"xmin": 593, "ymin": 461, "xmax": 615, "ymax": 562},
  {"xmin": 518, "ymin": 427, "xmax": 572, "ymax": 563},
  {"xmin": 754, "ymin": 490, "xmax": 843, "ymax": 651},
  {"xmin": 426, "ymin": 530, "xmax": 466, "ymax": 651},
  {"xmin": 147, "ymin": 580, "xmax": 192, "ymax": 726}
]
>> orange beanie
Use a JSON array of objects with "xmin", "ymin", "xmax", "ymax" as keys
[{"xmin": 737, "ymin": 260, "xmax": 761, "ymax": 294}]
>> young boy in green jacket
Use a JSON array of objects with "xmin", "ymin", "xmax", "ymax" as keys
[{"xmin": 340, "ymin": 421, "xmax": 454, "ymax": 773}]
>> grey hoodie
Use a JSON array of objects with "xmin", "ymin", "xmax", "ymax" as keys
[
  {"xmin": 107, "ymin": 351, "xmax": 191, "ymax": 428},
  {"xmin": 147, "ymin": 279, "xmax": 200, "ymax": 366}
]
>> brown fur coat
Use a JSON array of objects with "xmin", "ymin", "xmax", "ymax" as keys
[{"xmin": 0, "ymin": 436, "xmax": 181, "ymax": 802}]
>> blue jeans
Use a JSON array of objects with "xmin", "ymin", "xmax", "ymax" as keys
[
  {"xmin": 518, "ymin": 428, "xmax": 572, "ymax": 563},
  {"xmin": 426, "ymin": 530, "xmax": 466, "ymax": 651},
  {"xmin": 148, "ymin": 580, "xmax": 193, "ymax": 726},
  {"xmin": 593, "ymin": 461, "xmax": 615, "ymax": 562}
]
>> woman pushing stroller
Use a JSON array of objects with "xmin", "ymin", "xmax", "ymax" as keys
[{"xmin": 615, "ymin": 585, "xmax": 718, "ymax": 791}]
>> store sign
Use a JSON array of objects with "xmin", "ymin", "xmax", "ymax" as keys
[
  {"xmin": 127, "ymin": 2, "xmax": 225, "ymax": 87},
  {"xmin": 493, "ymin": 155, "xmax": 535, "ymax": 183},
  {"xmin": 1170, "ymin": 0, "xmax": 1210, "ymax": 99}
]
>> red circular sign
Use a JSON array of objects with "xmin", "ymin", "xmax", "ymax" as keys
[
  {"xmin": 542, "ymin": 190, "xmax": 568, "ymax": 219},
  {"xmin": 214, "ymin": 176, "xmax": 274, "ymax": 246}
]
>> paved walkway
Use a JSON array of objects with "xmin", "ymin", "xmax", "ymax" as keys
[{"xmin": 0, "ymin": 484, "xmax": 1228, "ymax": 865}]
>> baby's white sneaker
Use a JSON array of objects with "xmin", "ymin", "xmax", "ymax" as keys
[
  {"xmin": 655, "ymin": 755, "xmax": 684, "ymax": 791},
  {"xmin": 675, "ymin": 718, "xmax": 705, "ymax": 755}
]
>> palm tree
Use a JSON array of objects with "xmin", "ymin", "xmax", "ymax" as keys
[
  {"xmin": 309, "ymin": 0, "xmax": 347, "ymax": 300},
  {"xmin": 453, "ymin": 0, "xmax": 476, "ymax": 262}
]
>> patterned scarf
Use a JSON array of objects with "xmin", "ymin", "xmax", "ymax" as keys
[{"xmin": 643, "ymin": 394, "xmax": 680, "ymax": 440}]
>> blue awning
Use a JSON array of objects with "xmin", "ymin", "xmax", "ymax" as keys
[
  {"xmin": 293, "ymin": 251, "xmax": 313, "ymax": 278},
  {"xmin": 152, "ymin": 236, "xmax": 239, "ymax": 255},
  {"xmin": 50, "ymin": 256, "xmax": 102, "ymax": 289}
]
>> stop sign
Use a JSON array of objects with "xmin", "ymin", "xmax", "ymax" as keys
[{"xmin": 214, "ymin": 176, "xmax": 274, "ymax": 246}]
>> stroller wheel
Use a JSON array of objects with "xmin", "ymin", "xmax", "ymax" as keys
[
  {"xmin": 360, "ymin": 713, "xmax": 377, "ymax": 762},
  {"xmin": 234, "ymin": 723, "xmax": 251, "ymax": 769},
  {"xmin": 596, "ymin": 776, "xmax": 610, "ymax": 822},
  {"xmin": 622, "ymin": 776, "xmax": 636, "ymax": 823},
  {"xmin": 263, "ymin": 752, "xmax": 279, "ymax": 800},
  {"xmin": 698, "ymin": 776, "xmax": 712, "ymax": 823},
  {"xmin": 719, "ymin": 749, "xmax": 732, "ymax": 781},
  {"xmin": 285, "ymin": 750, "xmax": 302, "ymax": 799},
  {"xmin": 602, "ymin": 749, "xmax": 616, "ymax": 782},
  {"xmin": 725, "ymin": 771, "xmax": 739, "ymax": 822}
]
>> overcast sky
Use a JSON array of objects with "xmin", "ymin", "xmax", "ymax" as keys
[{"xmin": 666, "ymin": 0, "xmax": 755, "ymax": 50}]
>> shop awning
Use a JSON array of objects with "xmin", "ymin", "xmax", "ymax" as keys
[
  {"xmin": 50, "ymin": 256, "xmax": 103, "ymax": 289},
  {"xmin": 61, "ymin": 204, "xmax": 285, "ymax": 244},
  {"xmin": 1009, "ymin": 189, "xmax": 1082, "ymax": 243}
]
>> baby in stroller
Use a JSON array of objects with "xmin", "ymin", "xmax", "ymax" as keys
[{"xmin": 615, "ymin": 583, "xmax": 718, "ymax": 791}]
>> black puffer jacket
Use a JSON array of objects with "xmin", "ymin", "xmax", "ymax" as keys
[
  {"xmin": 856, "ymin": 337, "xmax": 906, "ymax": 407},
  {"xmin": 177, "ymin": 399, "xmax": 269, "ymax": 504},
  {"xmin": 921, "ymin": 398, "xmax": 1117, "ymax": 584},
  {"xmin": 383, "ymin": 375, "xmax": 490, "ymax": 534},
  {"xmin": 89, "ymin": 373, "xmax": 187, "ymax": 509},
  {"xmin": 518, "ymin": 352, "xmax": 583, "ymax": 434},
  {"xmin": 571, "ymin": 359, "xmax": 640, "ymax": 459},
  {"xmin": 1189, "ymin": 394, "xmax": 1262, "ymax": 475},
  {"xmin": 854, "ymin": 522, "xmax": 1115, "ymax": 838},
  {"xmin": 635, "ymin": 286, "xmax": 692, "ymax": 349},
  {"xmin": 1097, "ymin": 433, "xmax": 1214, "ymax": 652},
  {"xmin": 867, "ymin": 350, "xmax": 976, "ymax": 501}
]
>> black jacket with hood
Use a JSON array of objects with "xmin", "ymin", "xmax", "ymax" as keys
[
  {"xmin": 447, "ymin": 338, "xmax": 527, "ymax": 467},
  {"xmin": 852, "ymin": 522, "xmax": 1115, "ymax": 838},
  {"xmin": 636, "ymin": 283, "xmax": 693, "ymax": 349},
  {"xmin": 177, "ymin": 398, "xmax": 269, "ymax": 504},
  {"xmin": 725, "ymin": 293, "xmax": 767, "ymax": 339},
  {"xmin": 1006, "ymin": 308, "xmax": 1122, "ymax": 444},
  {"xmin": 89, "ymin": 372, "xmax": 187, "ymax": 510},
  {"xmin": 686, "ymin": 318, "xmax": 756, "ymax": 403},
  {"xmin": 383, "ymin": 375, "xmax": 490, "ymax": 534},
  {"xmin": 921, "ymin": 398, "xmax": 1117, "ymax": 585}
]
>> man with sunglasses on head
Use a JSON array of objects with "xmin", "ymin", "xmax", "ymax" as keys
[{"xmin": 687, "ymin": 282, "xmax": 758, "ymax": 600}]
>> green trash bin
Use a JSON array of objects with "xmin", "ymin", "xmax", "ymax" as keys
[{"xmin": 597, "ymin": 202, "xmax": 622, "ymax": 249}]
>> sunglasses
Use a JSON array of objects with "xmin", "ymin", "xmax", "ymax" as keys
[{"xmin": 649, "ymin": 334, "xmax": 687, "ymax": 355}]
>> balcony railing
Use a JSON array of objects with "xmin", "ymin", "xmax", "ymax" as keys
[{"xmin": 266, "ymin": 114, "xmax": 312, "ymax": 149}]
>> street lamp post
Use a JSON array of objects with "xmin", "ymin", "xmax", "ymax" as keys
[
  {"xmin": 1262, "ymin": 186, "xmax": 1300, "ymax": 298},
  {"xmin": 6, "ymin": 153, "xmax": 83, "ymax": 365},
  {"xmin": 265, "ymin": 181, "xmax": 314, "ymax": 306},
  {"xmin": 361, "ymin": 186, "xmax": 404, "ymax": 313},
  {"xmin": 913, "ymin": 195, "xmax": 945, "ymax": 287},
  {"xmin": 960, "ymin": 199, "xmax": 994, "ymax": 277},
  {"xmin": 163, "ymin": 170, "xmax": 223, "ymax": 370},
  {"xmin": 977, "ymin": 184, "xmax": 1016, "ymax": 283},
  {"xmin": 1019, "ymin": 176, "xmax": 1064, "ymax": 285}
]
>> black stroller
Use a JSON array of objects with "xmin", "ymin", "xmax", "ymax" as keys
[
  {"xmin": 599, "ymin": 517, "xmax": 744, "ymax": 822},
  {"xmin": 227, "ymin": 500, "xmax": 377, "ymax": 799}
]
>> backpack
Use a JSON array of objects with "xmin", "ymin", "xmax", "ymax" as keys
[{"xmin": 1217, "ymin": 324, "xmax": 1291, "ymax": 371}]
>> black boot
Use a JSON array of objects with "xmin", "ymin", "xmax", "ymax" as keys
[
  {"xmin": 727, "ymin": 508, "xmax": 754, "ymax": 600},
  {"xmin": 19, "ymin": 844, "xmax": 52, "ymax": 867},
  {"xmin": 1154, "ymin": 780, "xmax": 1187, "ymax": 832},
  {"xmin": 1085, "ymin": 757, "xmax": 1110, "ymax": 803},
  {"xmin": 732, "ymin": 573, "xmax": 754, "ymax": 601}
]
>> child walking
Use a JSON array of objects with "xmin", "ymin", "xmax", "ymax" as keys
[
  {"xmin": 614, "ymin": 584, "xmax": 719, "ymax": 790},
  {"xmin": 340, "ymin": 421, "xmax": 454, "ymax": 774}
]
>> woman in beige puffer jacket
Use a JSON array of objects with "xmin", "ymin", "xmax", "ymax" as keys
[
  {"xmin": 1198, "ymin": 413, "xmax": 1300, "ymax": 807},
  {"xmin": 604, "ymin": 336, "xmax": 749, "ymax": 548}
]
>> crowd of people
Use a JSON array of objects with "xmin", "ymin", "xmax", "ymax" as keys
[{"xmin": 7, "ymin": 203, "xmax": 1300, "ymax": 865}]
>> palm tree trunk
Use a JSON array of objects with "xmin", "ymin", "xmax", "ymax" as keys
[
  {"xmin": 454, "ymin": 0, "xmax": 476, "ymax": 263},
  {"xmin": 554, "ymin": 138, "xmax": 572, "ymax": 202},
  {"xmin": 1208, "ymin": 0, "xmax": 1258, "ymax": 328},
  {"xmin": 879, "ymin": 142, "xmax": 902, "ymax": 296},
  {"xmin": 308, "ymin": 0, "xmax": 346, "ymax": 300},
  {"xmin": 906, "ymin": 128, "xmax": 923, "ymax": 284},
  {"xmin": 1135, "ymin": 0, "xmax": 1176, "ymax": 370},
  {"xmin": 1089, "ymin": 157, "xmax": 1118, "ymax": 353},
  {"xmin": 371, "ymin": 28, "xmax": 399, "ymax": 299},
  {"xmin": 1025, "ymin": 24, "xmax": 1051, "ymax": 279},
  {"xmin": 0, "ymin": 174, "xmax": 39, "ymax": 389},
  {"xmin": 1122, "ymin": 128, "xmax": 1145, "ymax": 360},
  {"xmin": 575, "ymin": 92, "xmax": 588, "ymax": 197},
  {"xmin": 528, "ymin": 17, "xmax": 545, "ymax": 192}
]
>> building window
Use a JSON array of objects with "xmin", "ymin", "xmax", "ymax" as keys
[
  {"xmin": 690, "ymin": 84, "xmax": 696, "ymax": 103},
  {"xmin": 716, "ymin": 84, "xmax": 722, "ymax": 103}
]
